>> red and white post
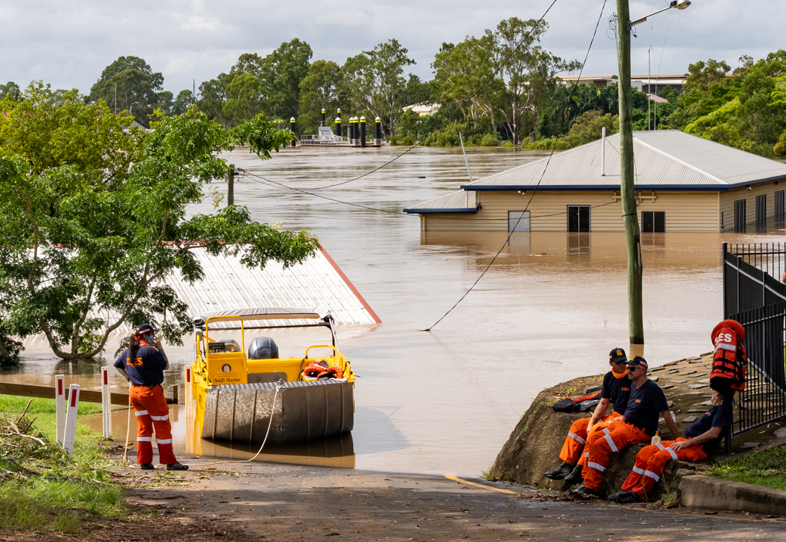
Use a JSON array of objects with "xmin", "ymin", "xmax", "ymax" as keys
[
  {"xmin": 55, "ymin": 374, "xmax": 65, "ymax": 444},
  {"xmin": 101, "ymin": 366, "xmax": 112, "ymax": 439},
  {"xmin": 63, "ymin": 384, "xmax": 80, "ymax": 456}
]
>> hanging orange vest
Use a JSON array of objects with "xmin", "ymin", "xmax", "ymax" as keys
[{"xmin": 710, "ymin": 319, "xmax": 747, "ymax": 392}]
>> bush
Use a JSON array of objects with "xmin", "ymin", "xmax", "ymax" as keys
[
  {"xmin": 480, "ymin": 134, "xmax": 499, "ymax": 147},
  {"xmin": 523, "ymin": 111, "xmax": 619, "ymax": 150}
]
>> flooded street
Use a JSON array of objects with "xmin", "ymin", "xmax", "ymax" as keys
[{"xmin": 4, "ymin": 145, "xmax": 784, "ymax": 476}]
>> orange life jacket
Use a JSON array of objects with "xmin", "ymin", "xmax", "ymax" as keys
[{"xmin": 710, "ymin": 319, "xmax": 747, "ymax": 392}]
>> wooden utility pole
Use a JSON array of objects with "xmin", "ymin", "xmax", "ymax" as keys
[
  {"xmin": 617, "ymin": 0, "xmax": 644, "ymax": 350},
  {"xmin": 227, "ymin": 164, "xmax": 235, "ymax": 206}
]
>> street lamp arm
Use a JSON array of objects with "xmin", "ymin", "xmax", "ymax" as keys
[
  {"xmin": 628, "ymin": 0, "xmax": 690, "ymax": 31},
  {"xmin": 628, "ymin": 5, "xmax": 673, "ymax": 30}
]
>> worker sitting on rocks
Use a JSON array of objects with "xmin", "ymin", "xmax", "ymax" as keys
[
  {"xmin": 608, "ymin": 390, "xmax": 731, "ymax": 503},
  {"xmin": 574, "ymin": 356, "xmax": 679, "ymax": 497},
  {"xmin": 545, "ymin": 348, "xmax": 631, "ymax": 484}
]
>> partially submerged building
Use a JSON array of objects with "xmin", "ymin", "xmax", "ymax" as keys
[{"xmin": 404, "ymin": 130, "xmax": 786, "ymax": 234}]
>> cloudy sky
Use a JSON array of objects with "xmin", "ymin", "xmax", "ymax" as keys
[{"xmin": 1, "ymin": 0, "xmax": 782, "ymax": 96}]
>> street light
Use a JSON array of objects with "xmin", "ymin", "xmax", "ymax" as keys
[
  {"xmin": 628, "ymin": 0, "xmax": 691, "ymax": 30},
  {"xmin": 615, "ymin": 0, "xmax": 691, "ymax": 354}
]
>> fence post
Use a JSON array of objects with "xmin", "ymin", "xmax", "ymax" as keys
[
  {"xmin": 63, "ymin": 384, "xmax": 80, "ymax": 457},
  {"xmin": 101, "ymin": 366, "xmax": 112, "ymax": 439},
  {"xmin": 55, "ymin": 374, "xmax": 65, "ymax": 444}
]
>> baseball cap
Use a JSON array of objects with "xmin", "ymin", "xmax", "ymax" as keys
[
  {"xmin": 134, "ymin": 323, "xmax": 159, "ymax": 337},
  {"xmin": 609, "ymin": 347, "xmax": 627, "ymax": 363},
  {"xmin": 626, "ymin": 356, "xmax": 649, "ymax": 369}
]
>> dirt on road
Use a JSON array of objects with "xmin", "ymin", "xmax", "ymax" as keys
[{"xmin": 14, "ymin": 456, "xmax": 778, "ymax": 542}]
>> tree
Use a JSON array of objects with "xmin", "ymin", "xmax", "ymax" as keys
[
  {"xmin": 259, "ymin": 39, "xmax": 313, "ymax": 120},
  {"xmin": 89, "ymin": 56, "xmax": 169, "ymax": 125},
  {"xmin": 342, "ymin": 39, "xmax": 416, "ymax": 137},
  {"xmin": 172, "ymin": 90, "xmax": 194, "ymax": 115},
  {"xmin": 489, "ymin": 18, "xmax": 579, "ymax": 144},
  {"xmin": 0, "ymin": 81, "xmax": 20, "ymax": 101},
  {"xmin": 298, "ymin": 60, "xmax": 344, "ymax": 133},
  {"xmin": 198, "ymin": 75, "xmax": 231, "ymax": 125},
  {"xmin": 0, "ymin": 85, "xmax": 316, "ymax": 362}
]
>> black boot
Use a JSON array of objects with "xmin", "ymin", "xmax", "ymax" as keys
[
  {"xmin": 544, "ymin": 461, "xmax": 574, "ymax": 480},
  {"xmin": 608, "ymin": 490, "xmax": 638, "ymax": 504},
  {"xmin": 562, "ymin": 464, "xmax": 583, "ymax": 485}
]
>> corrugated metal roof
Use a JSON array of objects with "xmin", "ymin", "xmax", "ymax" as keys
[
  {"xmin": 456, "ymin": 131, "xmax": 786, "ymax": 191},
  {"xmin": 403, "ymin": 190, "xmax": 478, "ymax": 213},
  {"xmin": 94, "ymin": 247, "xmax": 379, "ymax": 333}
]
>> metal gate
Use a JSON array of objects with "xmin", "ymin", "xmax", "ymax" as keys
[{"xmin": 723, "ymin": 242, "xmax": 786, "ymax": 452}]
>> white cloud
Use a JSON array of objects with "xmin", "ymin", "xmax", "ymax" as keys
[{"xmin": 0, "ymin": 0, "xmax": 783, "ymax": 95}]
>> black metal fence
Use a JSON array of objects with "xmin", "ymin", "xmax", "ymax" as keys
[{"xmin": 723, "ymin": 243, "xmax": 786, "ymax": 452}]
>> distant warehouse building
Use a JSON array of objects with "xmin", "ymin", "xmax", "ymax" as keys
[{"xmin": 404, "ymin": 131, "xmax": 786, "ymax": 233}]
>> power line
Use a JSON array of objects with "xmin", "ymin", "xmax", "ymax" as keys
[
  {"xmin": 310, "ymin": 144, "xmax": 419, "ymax": 190},
  {"xmin": 423, "ymin": 0, "xmax": 608, "ymax": 332}
]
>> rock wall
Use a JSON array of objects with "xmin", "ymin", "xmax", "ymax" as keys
[{"xmin": 490, "ymin": 375, "xmax": 688, "ymax": 498}]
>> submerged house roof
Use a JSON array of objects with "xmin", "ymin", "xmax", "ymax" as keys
[{"xmin": 405, "ymin": 131, "xmax": 786, "ymax": 214}]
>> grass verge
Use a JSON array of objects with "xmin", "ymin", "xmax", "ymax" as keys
[
  {"xmin": 0, "ymin": 396, "xmax": 128, "ymax": 535},
  {"xmin": 709, "ymin": 445, "xmax": 786, "ymax": 491}
]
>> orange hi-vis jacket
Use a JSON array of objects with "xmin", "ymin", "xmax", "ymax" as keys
[{"xmin": 710, "ymin": 319, "xmax": 747, "ymax": 392}]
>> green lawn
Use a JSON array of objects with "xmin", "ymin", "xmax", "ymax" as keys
[
  {"xmin": 710, "ymin": 445, "xmax": 786, "ymax": 491},
  {"xmin": 0, "ymin": 395, "xmax": 127, "ymax": 535}
]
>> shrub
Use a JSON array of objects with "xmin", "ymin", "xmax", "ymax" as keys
[{"xmin": 480, "ymin": 134, "xmax": 499, "ymax": 147}]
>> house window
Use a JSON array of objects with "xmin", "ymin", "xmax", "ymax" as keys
[
  {"xmin": 756, "ymin": 194, "xmax": 767, "ymax": 231},
  {"xmin": 641, "ymin": 211, "xmax": 665, "ymax": 233},
  {"xmin": 734, "ymin": 199, "xmax": 747, "ymax": 233},
  {"xmin": 508, "ymin": 211, "xmax": 531, "ymax": 232},
  {"xmin": 567, "ymin": 206, "xmax": 590, "ymax": 232},
  {"xmin": 775, "ymin": 190, "xmax": 784, "ymax": 226}
]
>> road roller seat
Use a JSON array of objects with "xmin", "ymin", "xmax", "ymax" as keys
[{"xmin": 247, "ymin": 336, "xmax": 279, "ymax": 359}]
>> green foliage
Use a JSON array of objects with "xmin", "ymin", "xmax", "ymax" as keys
[
  {"xmin": 0, "ymin": 81, "xmax": 20, "ymax": 101},
  {"xmin": 524, "ymin": 110, "xmax": 618, "ymax": 150},
  {"xmin": 0, "ymin": 407, "xmax": 126, "ymax": 534},
  {"xmin": 0, "ymin": 87, "xmax": 317, "ymax": 361},
  {"xmin": 710, "ymin": 444, "xmax": 786, "ymax": 491},
  {"xmin": 171, "ymin": 89, "xmax": 194, "ymax": 115},
  {"xmin": 672, "ymin": 51, "xmax": 786, "ymax": 157},
  {"xmin": 298, "ymin": 60, "xmax": 344, "ymax": 133},
  {"xmin": 89, "ymin": 56, "xmax": 169, "ymax": 125},
  {"xmin": 342, "ymin": 39, "xmax": 416, "ymax": 138},
  {"xmin": 480, "ymin": 133, "xmax": 500, "ymax": 147}
]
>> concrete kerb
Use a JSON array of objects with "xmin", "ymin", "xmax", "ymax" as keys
[{"xmin": 680, "ymin": 475, "xmax": 786, "ymax": 515}]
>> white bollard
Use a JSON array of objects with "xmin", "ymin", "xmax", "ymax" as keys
[
  {"xmin": 62, "ymin": 384, "xmax": 80, "ymax": 457},
  {"xmin": 101, "ymin": 366, "xmax": 112, "ymax": 439},
  {"xmin": 55, "ymin": 374, "xmax": 65, "ymax": 445}
]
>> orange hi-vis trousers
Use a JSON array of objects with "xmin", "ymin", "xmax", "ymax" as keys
[
  {"xmin": 130, "ymin": 384, "xmax": 176, "ymax": 465},
  {"xmin": 578, "ymin": 415, "xmax": 626, "ymax": 468},
  {"xmin": 621, "ymin": 438, "xmax": 707, "ymax": 499},
  {"xmin": 582, "ymin": 420, "xmax": 650, "ymax": 491},
  {"xmin": 558, "ymin": 412, "xmax": 624, "ymax": 466}
]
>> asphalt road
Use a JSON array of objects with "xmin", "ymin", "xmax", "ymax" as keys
[{"xmin": 119, "ymin": 457, "xmax": 786, "ymax": 541}]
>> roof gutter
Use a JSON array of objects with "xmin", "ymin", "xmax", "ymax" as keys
[{"xmin": 403, "ymin": 206, "xmax": 480, "ymax": 214}]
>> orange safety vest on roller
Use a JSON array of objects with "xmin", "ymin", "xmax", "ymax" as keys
[{"xmin": 710, "ymin": 319, "xmax": 747, "ymax": 392}]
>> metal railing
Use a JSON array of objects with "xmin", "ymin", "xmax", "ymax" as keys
[
  {"xmin": 728, "ymin": 303, "xmax": 786, "ymax": 439},
  {"xmin": 722, "ymin": 242, "xmax": 786, "ymax": 453}
]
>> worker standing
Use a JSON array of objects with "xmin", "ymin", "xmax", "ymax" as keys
[
  {"xmin": 545, "ymin": 348, "xmax": 631, "ymax": 484},
  {"xmin": 114, "ymin": 324, "xmax": 188, "ymax": 471},
  {"xmin": 609, "ymin": 390, "xmax": 731, "ymax": 503},
  {"xmin": 574, "ymin": 356, "xmax": 678, "ymax": 496}
]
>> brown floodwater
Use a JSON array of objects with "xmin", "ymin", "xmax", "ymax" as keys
[{"xmin": 3, "ymin": 145, "xmax": 785, "ymax": 476}]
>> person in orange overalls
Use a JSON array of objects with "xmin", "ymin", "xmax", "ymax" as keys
[
  {"xmin": 545, "ymin": 348, "xmax": 631, "ymax": 484},
  {"xmin": 573, "ymin": 356, "xmax": 679, "ymax": 497},
  {"xmin": 114, "ymin": 324, "xmax": 188, "ymax": 471},
  {"xmin": 608, "ymin": 390, "xmax": 731, "ymax": 503}
]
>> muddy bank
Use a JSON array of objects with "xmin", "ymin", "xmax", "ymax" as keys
[{"xmin": 490, "ymin": 353, "xmax": 786, "ymax": 499}]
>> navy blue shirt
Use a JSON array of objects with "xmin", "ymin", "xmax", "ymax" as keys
[
  {"xmin": 600, "ymin": 370, "xmax": 632, "ymax": 415},
  {"xmin": 684, "ymin": 404, "xmax": 730, "ymax": 452},
  {"xmin": 114, "ymin": 344, "xmax": 167, "ymax": 386},
  {"xmin": 624, "ymin": 379, "xmax": 669, "ymax": 436}
]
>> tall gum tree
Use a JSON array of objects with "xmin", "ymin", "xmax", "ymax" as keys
[{"xmin": 0, "ymin": 85, "xmax": 314, "ymax": 362}]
